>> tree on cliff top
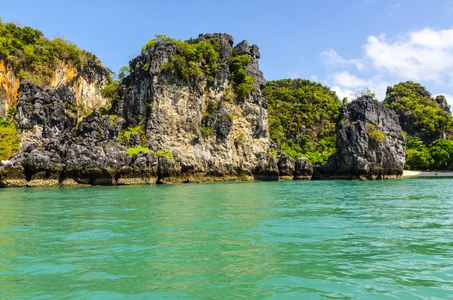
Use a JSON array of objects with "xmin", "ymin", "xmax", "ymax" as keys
[
  {"xmin": 140, "ymin": 34, "xmax": 255, "ymax": 101},
  {"xmin": 0, "ymin": 19, "xmax": 106, "ymax": 85}
]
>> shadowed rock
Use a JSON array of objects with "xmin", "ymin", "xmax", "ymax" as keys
[
  {"xmin": 314, "ymin": 96, "xmax": 406, "ymax": 180},
  {"xmin": 294, "ymin": 157, "xmax": 313, "ymax": 180},
  {"xmin": 277, "ymin": 154, "xmax": 295, "ymax": 180},
  {"xmin": 0, "ymin": 33, "xmax": 273, "ymax": 187}
]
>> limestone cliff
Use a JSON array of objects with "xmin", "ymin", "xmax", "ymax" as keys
[
  {"xmin": 0, "ymin": 33, "xmax": 271, "ymax": 187},
  {"xmin": 0, "ymin": 59, "xmax": 109, "ymax": 117},
  {"xmin": 112, "ymin": 33, "xmax": 269, "ymax": 181},
  {"xmin": 49, "ymin": 60, "xmax": 110, "ymax": 111},
  {"xmin": 0, "ymin": 31, "xmax": 408, "ymax": 187},
  {"xmin": 0, "ymin": 60, "xmax": 20, "ymax": 117}
]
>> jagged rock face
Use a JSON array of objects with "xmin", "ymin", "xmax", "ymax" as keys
[
  {"xmin": 0, "ymin": 82, "xmax": 169, "ymax": 187},
  {"xmin": 277, "ymin": 154, "xmax": 295, "ymax": 180},
  {"xmin": 294, "ymin": 157, "xmax": 313, "ymax": 180},
  {"xmin": 50, "ymin": 60, "xmax": 110, "ymax": 111},
  {"xmin": 253, "ymin": 156, "xmax": 279, "ymax": 181},
  {"xmin": 1, "ymin": 82, "xmax": 130, "ymax": 187},
  {"xmin": 232, "ymin": 40, "xmax": 266, "ymax": 89},
  {"xmin": 315, "ymin": 96, "xmax": 406, "ymax": 180},
  {"xmin": 112, "ymin": 33, "xmax": 269, "ymax": 179},
  {"xmin": 14, "ymin": 82, "xmax": 78, "ymax": 143},
  {"xmin": 0, "ymin": 59, "xmax": 109, "ymax": 117},
  {"xmin": 276, "ymin": 155, "xmax": 313, "ymax": 180},
  {"xmin": 1, "ymin": 33, "xmax": 273, "ymax": 187},
  {"xmin": 435, "ymin": 95, "xmax": 451, "ymax": 114},
  {"xmin": 0, "ymin": 60, "xmax": 19, "ymax": 117}
]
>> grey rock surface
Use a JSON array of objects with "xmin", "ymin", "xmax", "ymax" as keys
[
  {"xmin": 294, "ymin": 157, "xmax": 313, "ymax": 180},
  {"xmin": 315, "ymin": 96, "xmax": 406, "ymax": 180},
  {"xmin": 1, "ymin": 33, "xmax": 276, "ymax": 187},
  {"xmin": 277, "ymin": 154, "xmax": 295, "ymax": 180}
]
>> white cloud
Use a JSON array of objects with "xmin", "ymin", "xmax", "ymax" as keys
[
  {"xmin": 327, "ymin": 72, "xmax": 390, "ymax": 101},
  {"xmin": 330, "ymin": 85, "xmax": 355, "ymax": 101},
  {"xmin": 322, "ymin": 49, "xmax": 364, "ymax": 70},
  {"xmin": 286, "ymin": 71, "xmax": 300, "ymax": 79},
  {"xmin": 322, "ymin": 27, "xmax": 453, "ymax": 103},
  {"xmin": 364, "ymin": 28, "xmax": 453, "ymax": 84},
  {"xmin": 322, "ymin": 49, "xmax": 347, "ymax": 65},
  {"xmin": 333, "ymin": 72, "xmax": 368, "ymax": 88}
]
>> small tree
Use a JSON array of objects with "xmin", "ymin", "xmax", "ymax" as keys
[
  {"xmin": 429, "ymin": 139, "xmax": 453, "ymax": 169},
  {"xmin": 118, "ymin": 66, "xmax": 130, "ymax": 80}
]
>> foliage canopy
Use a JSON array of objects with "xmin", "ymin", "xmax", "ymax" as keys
[
  {"xmin": 384, "ymin": 81, "xmax": 452, "ymax": 143},
  {"xmin": 0, "ymin": 19, "xmax": 104, "ymax": 85},
  {"xmin": 405, "ymin": 136, "xmax": 453, "ymax": 170},
  {"xmin": 0, "ymin": 118, "xmax": 19, "ymax": 161},
  {"xmin": 263, "ymin": 79, "xmax": 341, "ymax": 163},
  {"xmin": 159, "ymin": 36, "xmax": 221, "ymax": 82}
]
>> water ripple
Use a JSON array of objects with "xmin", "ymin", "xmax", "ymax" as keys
[{"xmin": 0, "ymin": 180, "xmax": 452, "ymax": 299}]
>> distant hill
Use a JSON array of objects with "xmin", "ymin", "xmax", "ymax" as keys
[
  {"xmin": 384, "ymin": 81, "xmax": 452, "ymax": 144},
  {"xmin": 262, "ymin": 79, "xmax": 341, "ymax": 163}
]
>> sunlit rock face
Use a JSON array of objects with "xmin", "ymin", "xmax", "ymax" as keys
[
  {"xmin": 0, "ymin": 59, "xmax": 109, "ymax": 117},
  {"xmin": 111, "ymin": 33, "xmax": 270, "ymax": 182},
  {"xmin": 1, "ymin": 33, "xmax": 273, "ymax": 187}
]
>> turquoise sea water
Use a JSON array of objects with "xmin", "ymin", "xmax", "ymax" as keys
[{"xmin": 0, "ymin": 179, "xmax": 452, "ymax": 299}]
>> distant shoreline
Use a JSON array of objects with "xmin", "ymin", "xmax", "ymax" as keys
[{"xmin": 403, "ymin": 170, "xmax": 453, "ymax": 178}]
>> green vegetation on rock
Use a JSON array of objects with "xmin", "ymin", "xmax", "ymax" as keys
[
  {"xmin": 141, "ymin": 35, "xmax": 178, "ymax": 54},
  {"xmin": 366, "ymin": 123, "xmax": 385, "ymax": 146},
  {"xmin": 384, "ymin": 81, "xmax": 452, "ymax": 143},
  {"xmin": 279, "ymin": 135, "xmax": 337, "ymax": 164},
  {"xmin": 126, "ymin": 146, "xmax": 150, "ymax": 155},
  {"xmin": 0, "ymin": 19, "xmax": 105, "ymax": 84},
  {"xmin": 154, "ymin": 149, "xmax": 174, "ymax": 161},
  {"xmin": 202, "ymin": 126, "xmax": 215, "ymax": 137},
  {"xmin": 263, "ymin": 79, "xmax": 341, "ymax": 163},
  {"xmin": 0, "ymin": 118, "xmax": 20, "ymax": 161},
  {"xmin": 141, "ymin": 34, "xmax": 255, "ymax": 101},
  {"xmin": 230, "ymin": 55, "xmax": 255, "ymax": 101},
  {"xmin": 156, "ymin": 35, "xmax": 220, "ymax": 82},
  {"xmin": 405, "ymin": 136, "xmax": 453, "ymax": 170},
  {"xmin": 119, "ymin": 125, "xmax": 145, "ymax": 146},
  {"xmin": 100, "ymin": 80, "xmax": 120, "ymax": 101}
]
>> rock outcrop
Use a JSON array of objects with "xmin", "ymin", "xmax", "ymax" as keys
[
  {"xmin": 253, "ymin": 156, "xmax": 279, "ymax": 181},
  {"xmin": 277, "ymin": 154, "xmax": 295, "ymax": 180},
  {"xmin": 1, "ymin": 33, "xmax": 274, "ymax": 187},
  {"xmin": 0, "ymin": 59, "xmax": 109, "ymax": 117},
  {"xmin": 294, "ymin": 157, "xmax": 313, "ymax": 180},
  {"xmin": 314, "ymin": 96, "xmax": 406, "ymax": 180},
  {"xmin": 0, "ymin": 34, "xmax": 408, "ymax": 187},
  {"xmin": 49, "ymin": 60, "xmax": 110, "ymax": 111},
  {"xmin": 110, "ymin": 33, "xmax": 269, "ymax": 182}
]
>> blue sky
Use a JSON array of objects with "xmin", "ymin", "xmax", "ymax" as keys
[{"xmin": 3, "ymin": 0, "xmax": 453, "ymax": 104}]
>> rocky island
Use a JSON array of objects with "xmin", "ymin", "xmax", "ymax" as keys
[{"xmin": 6, "ymin": 22, "xmax": 452, "ymax": 188}]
